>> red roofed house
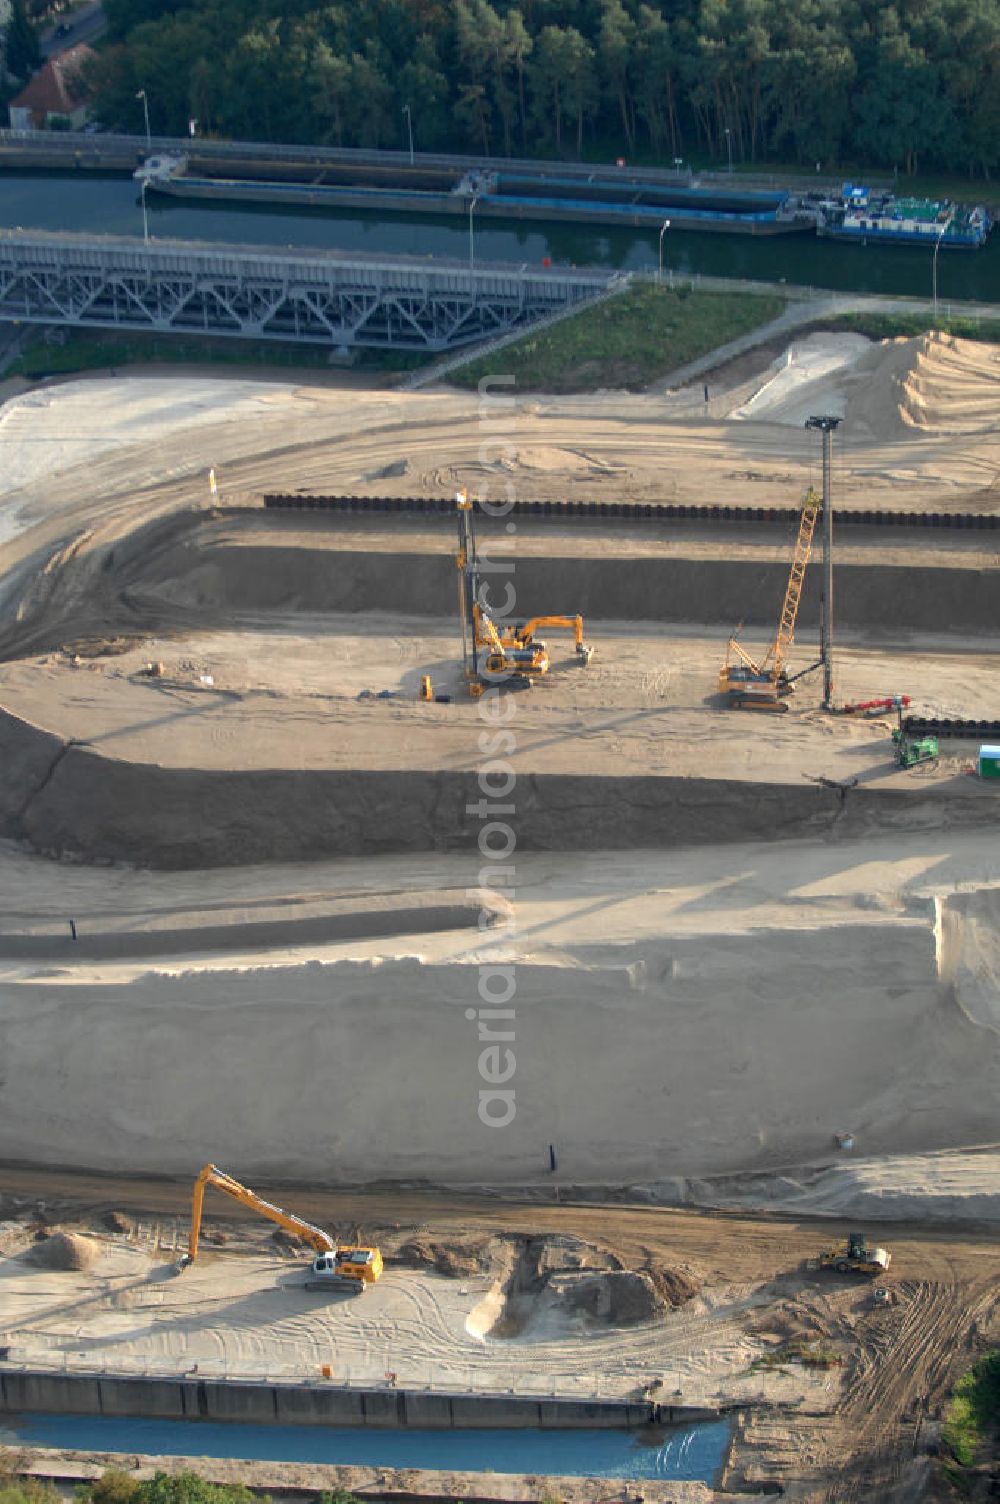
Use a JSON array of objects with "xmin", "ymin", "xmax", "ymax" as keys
[{"xmin": 8, "ymin": 43, "xmax": 96, "ymax": 130}]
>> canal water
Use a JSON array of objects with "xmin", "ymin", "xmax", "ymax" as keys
[
  {"xmin": 1, "ymin": 1412, "xmax": 731, "ymax": 1483},
  {"xmin": 1, "ymin": 169, "xmax": 998, "ymax": 304}
]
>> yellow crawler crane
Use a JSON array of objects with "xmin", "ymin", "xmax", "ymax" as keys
[
  {"xmin": 719, "ymin": 490, "xmax": 820, "ymax": 712},
  {"xmin": 180, "ymin": 1163, "xmax": 383, "ymax": 1292}
]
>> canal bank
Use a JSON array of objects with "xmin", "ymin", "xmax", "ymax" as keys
[
  {"xmin": 6, "ymin": 1446, "xmax": 728, "ymax": 1503},
  {"xmin": 0, "ymin": 1369, "xmax": 721, "ymax": 1432},
  {"xmin": 0, "ymin": 1376, "xmax": 733, "ymax": 1488}
]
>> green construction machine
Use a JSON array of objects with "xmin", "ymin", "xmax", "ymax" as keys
[{"xmin": 892, "ymin": 706, "xmax": 938, "ymax": 769}]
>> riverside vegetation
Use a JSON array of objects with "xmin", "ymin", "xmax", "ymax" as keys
[
  {"xmin": 0, "ymin": 1464, "xmax": 370, "ymax": 1504},
  {"xmin": 38, "ymin": 0, "xmax": 1000, "ymax": 183}
]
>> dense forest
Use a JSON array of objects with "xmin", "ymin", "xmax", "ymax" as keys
[{"xmin": 87, "ymin": 0, "xmax": 1000, "ymax": 177}]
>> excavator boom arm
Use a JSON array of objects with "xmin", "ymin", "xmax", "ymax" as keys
[
  {"xmin": 515, "ymin": 614, "xmax": 586, "ymax": 648},
  {"xmin": 187, "ymin": 1164, "xmax": 335, "ymax": 1262}
]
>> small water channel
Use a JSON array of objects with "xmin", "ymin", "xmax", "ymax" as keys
[{"xmin": 1, "ymin": 1412, "xmax": 731, "ymax": 1483}]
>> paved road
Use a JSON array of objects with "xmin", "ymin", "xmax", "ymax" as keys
[{"xmin": 40, "ymin": 2, "xmax": 106, "ymax": 60}]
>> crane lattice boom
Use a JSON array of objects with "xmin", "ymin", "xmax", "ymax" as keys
[{"xmin": 764, "ymin": 489, "xmax": 820, "ymax": 675}]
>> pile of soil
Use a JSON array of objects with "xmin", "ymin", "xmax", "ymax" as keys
[
  {"xmin": 646, "ymin": 1261, "xmax": 703, "ymax": 1309},
  {"xmin": 271, "ymin": 1228, "xmax": 304, "ymax": 1249},
  {"xmin": 395, "ymin": 1235, "xmax": 494, "ymax": 1278},
  {"xmin": 524, "ymin": 1233, "xmax": 699, "ymax": 1309},
  {"xmin": 897, "ymin": 332, "xmax": 1000, "ymax": 435},
  {"xmin": 494, "ymin": 1233, "xmax": 702, "ymax": 1333},
  {"xmin": 527, "ymin": 1232, "xmax": 622, "ymax": 1280},
  {"xmin": 25, "ymin": 1230, "xmax": 98, "ymax": 1270},
  {"xmin": 553, "ymin": 1268, "xmax": 667, "ymax": 1324}
]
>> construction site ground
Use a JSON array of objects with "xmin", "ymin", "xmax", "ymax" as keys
[
  {"xmin": 2, "ymin": 1169, "xmax": 1000, "ymax": 1504},
  {"xmin": 1, "ymin": 328, "xmax": 1000, "ymax": 1503},
  {"xmin": 3, "ymin": 618, "xmax": 1000, "ymax": 776}
]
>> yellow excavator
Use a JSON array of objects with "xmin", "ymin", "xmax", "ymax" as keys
[
  {"xmin": 500, "ymin": 614, "xmax": 593, "ymax": 666},
  {"xmin": 472, "ymin": 595, "xmax": 550, "ymax": 689},
  {"xmin": 179, "ymin": 1163, "xmax": 383, "ymax": 1292},
  {"xmin": 456, "ymin": 491, "xmax": 592, "ymax": 694},
  {"xmin": 719, "ymin": 489, "xmax": 820, "ymax": 712}
]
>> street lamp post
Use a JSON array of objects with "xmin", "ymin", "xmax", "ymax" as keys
[
  {"xmin": 932, "ymin": 217, "xmax": 949, "ymax": 322},
  {"xmin": 658, "ymin": 217, "xmax": 671, "ymax": 286},
  {"xmin": 805, "ymin": 415, "xmax": 842, "ymax": 710},
  {"xmin": 136, "ymin": 89, "xmax": 150, "ymax": 149},
  {"xmin": 140, "ymin": 177, "xmax": 149, "ymax": 243},
  {"xmin": 468, "ymin": 194, "xmax": 479, "ymax": 271},
  {"xmin": 402, "ymin": 104, "xmax": 414, "ymax": 166},
  {"xmin": 724, "ymin": 127, "xmax": 733, "ymax": 174}
]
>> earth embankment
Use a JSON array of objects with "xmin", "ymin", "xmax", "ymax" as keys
[
  {"xmin": 2, "ymin": 702, "xmax": 995, "ymax": 867},
  {"xmin": 2, "ymin": 909, "xmax": 996, "ymax": 1182},
  {"xmin": 3, "ymin": 506, "xmax": 1000, "ymax": 658}
]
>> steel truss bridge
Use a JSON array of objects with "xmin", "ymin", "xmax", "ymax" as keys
[{"xmin": 0, "ymin": 231, "xmax": 612, "ymax": 351}]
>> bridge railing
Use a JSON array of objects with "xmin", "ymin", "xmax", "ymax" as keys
[
  {"xmin": 0, "ymin": 227, "xmax": 613, "ymax": 292},
  {"xmin": 0, "ymin": 228, "xmax": 612, "ymax": 350}
]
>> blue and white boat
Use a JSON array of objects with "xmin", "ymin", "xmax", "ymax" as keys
[{"xmin": 818, "ymin": 184, "xmax": 990, "ymax": 249}]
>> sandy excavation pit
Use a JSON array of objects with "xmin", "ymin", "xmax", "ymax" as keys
[
  {"xmin": 0, "ymin": 331, "xmax": 997, "ymax": 1172},
  {"xmin": 2, "ymin": 484, "xmax": 1000, "ymax": 866},
  {"xmin": 2, "ymin": 614, "xmax": 1000, "ymax": 866},
  {"xmin": 0, "ymin": 329, "xmax": 999, "ymax": 1179},
  {"xmin": 7, "ymin": 503, "xmax": 1000, "ymax": 659}
]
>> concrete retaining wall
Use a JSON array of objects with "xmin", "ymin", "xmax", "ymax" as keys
[{"xmin": 0, "ymin": 1368, "xmax": 692, "ymax": 1430}]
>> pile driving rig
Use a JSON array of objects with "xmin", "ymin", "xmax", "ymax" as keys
[{"xmin": 455, "ymin": 490, "xmax": 592, "ymax": 695}]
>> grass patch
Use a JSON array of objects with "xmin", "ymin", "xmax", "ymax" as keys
[
  {"xmin": 0, "ymin": 1454, "xmax": 61, "ymax": 1504},
  {"xmin": 77, "ymin": 1471, "xmax": 367, "ymax": 1504},
  {"xmin": 0, "ymin": 1480, "xmax": 60, "ymax": 1504},
  {"xmin": 823, "ymin": 311, "xmax": 1000, "ymax": 345},
  {"xmin": 450, "ymin": 283, "xmax": 785, "ymax": 394},
  {"xmin": 5, "ymin": 328, "xmax": 430, "ymax": 381},
  {"xmin": 942, "ymin": 1350, "xmax": 1000, "ymax": 1469},
  {"xmin": 0, "ymin": 1467, "xmax": 371, "ymax": 1504}
]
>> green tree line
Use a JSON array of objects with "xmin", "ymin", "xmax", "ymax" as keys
[
  {"xmin": 0, "ymin": 1460, "xmax": 367, "ymax": 1504},
  {"xmin": 86, "ymin": 0, "xmax": 1000, "ymax": 178}
]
